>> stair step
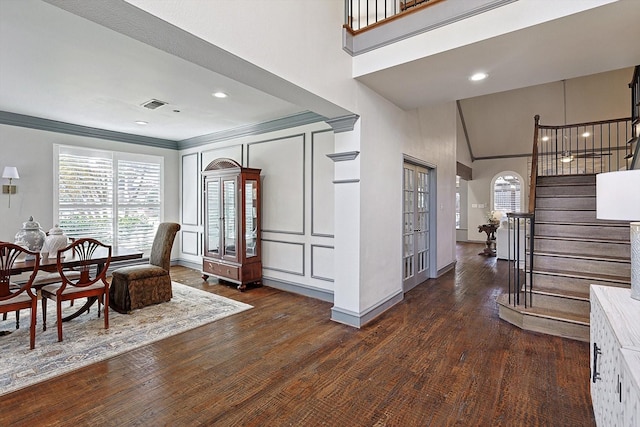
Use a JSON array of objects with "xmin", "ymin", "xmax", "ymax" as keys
[
  {"xmin": 535, "ymin": 222, "xmax": 630, "ymax": 240},
  {"xmin": 537, "ymin": 174, "xmax": 596, "ymax": 186},
  {"xmin": 533, "ymin": 209, "xmax": 629, "ymax": 224},
  {"xmin": 496, "ymin": 294, "xmax": 589, "ymax": 342},
  {"xmin": 535, "ymin": 196, "xmax": 595, "ymax": 210},
  {"xmin": 530, "ymin": 290, "xmax": 590, "ymax": 318},
  {"xmin": 536, "ymin": 184, "xmax": 595, "ymax": 197},
  {"xmin": 532, "ymin": 269, "xmax": 630, "ymax": 294},
  {"xmin": 534, "ymin": 236, "xmax": 631, "ymax": 258},
  {"xmin": 532, "ymin": 251, "xmax": 630, "ymax": 277}
]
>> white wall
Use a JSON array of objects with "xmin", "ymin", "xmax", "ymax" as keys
[
  {"xmin": 467, "ymin": 158, "xmax": 529, "ymax": 242},
  {"xmin": 0, "ymin": 124, "xmax": 180, "ymax": 252},
  {"xmin": 124, "ymin": 0, "xmax": 459, "ymax": 323}
]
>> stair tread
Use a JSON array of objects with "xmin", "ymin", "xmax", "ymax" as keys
[
  {"xmin": 535, "ymin": 220, "xmax": 629, "ymax": 227},
  {"xmin": 536, "ymin": 183, "xmax": 595, "ymax": 187},
  {"xmin": 536, "ymin": 194, "xmax": 595, "ymax": 198},
  {"xmin": 531, "ymin": 268, "xmax": 631, "ymax": 284},
  {"xmin": 532, "ymin": 250, "xmax": 630, "ymax": 263},
  {"xmin": 496, "ymin": 294, "xmax": 589, "ymax": 324},
  {"xmin": 531, "ymin": 288, "xmax": 590, "ymax": 301},
  {"xmin": 534, "ymin": 235, "xmax": 630, "ymax": 244}
]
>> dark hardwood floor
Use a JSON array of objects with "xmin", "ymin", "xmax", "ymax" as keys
[{"xmin": 0, "ymin": 242, "xmax": 595, "ymax": 426}]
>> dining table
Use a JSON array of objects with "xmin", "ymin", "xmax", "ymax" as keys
[{"xmin": 8, "ymin": 246, "xmax": 143, "ymax": 322}]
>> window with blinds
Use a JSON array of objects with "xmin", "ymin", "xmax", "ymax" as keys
[{"xmin": 56, "ymin": 145, "xmax": 163, "ymax": 254}]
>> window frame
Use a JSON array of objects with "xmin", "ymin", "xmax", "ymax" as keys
[
  {"xmin": 54, "ymin": 144, "xmax": 164, "ymax": 255},
  {"xmin": 490, "ymin": 171, "xmax": 525, "ymax": 214}
]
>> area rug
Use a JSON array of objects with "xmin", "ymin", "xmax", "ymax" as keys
[{"xmin": 0, "ymin": 282, "xmax": 252, "ymax": 396}]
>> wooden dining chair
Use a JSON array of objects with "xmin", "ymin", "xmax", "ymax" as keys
[
  {"xmin": 0, "ymin": 242, "xmax": 40, "ymax": 349},
  {"xmin": 41, "ymin": 238, "xmax": 112, "ymax": 342}
]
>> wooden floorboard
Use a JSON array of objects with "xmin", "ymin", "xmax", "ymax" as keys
[{"xmin": 0, "ymin": 242, "xmax": 595, "ymax": 426}]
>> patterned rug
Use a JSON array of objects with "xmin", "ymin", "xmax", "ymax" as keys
[{"xmin": 0, "ymin": 282, "xmax": 252, "ymax": 396}]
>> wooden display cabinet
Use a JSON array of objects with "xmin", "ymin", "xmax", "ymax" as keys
[{"xmin": 201, "ymin": 158, "xmax": 261, "ymax": 291}]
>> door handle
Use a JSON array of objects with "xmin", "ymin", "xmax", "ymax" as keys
[{"xmin": 592, "ymin": 343, "xmax": 602, "ymax": 383}]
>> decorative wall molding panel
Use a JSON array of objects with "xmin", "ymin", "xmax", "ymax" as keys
[
  {"xmin": 262, "ymin": 239, "xmax": 305, "ymax": 276},
  {"xmin": 181, "ymin": 153, "xmax": 199, "ymax": 226},
  {"xmin": 248, "ymin": 134, "xmax": 305, "ymax": 235},
  {"xmin": 181, "ymin": 230, "xmax": 200, "ymax": 256},
  {"xmin": 311, "ymin": 244, "xmax": 335, "ymax": 282},
  {"xmin": 312, "ymin": 130, "xmax": 335, "ymax": 237}
]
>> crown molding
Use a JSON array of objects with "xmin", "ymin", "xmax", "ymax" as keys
[
  {"xmin": 0, "ymin": 111, "xmax": 178, "ymax": 150},
  {"xmin": 178, "ymin": 111, "xmax": 326, "ymax": 150}
]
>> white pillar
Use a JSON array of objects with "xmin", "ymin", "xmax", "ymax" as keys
[{"xmin": 330, "ymin": 120, "xmax": 362, "ymax": 326}]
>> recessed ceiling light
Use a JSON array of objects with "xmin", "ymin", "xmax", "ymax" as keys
[
  {"xmin": 469, "ymin": 72, "xmax": 488, "ymax": 82},
  {"xmin": 582, "ymin": 132, "xmax": 590, "ymax": 137},
  {"xmin": 212, "ymin": 92, "xmax": 228, "ymax": 98},
  {"xmin": 135, "ymin": 121, "xmax": 148, "ymax": 125},
  {"xmin": 541, "ymin": 136, "xmax": 550, "ymax": 142}
]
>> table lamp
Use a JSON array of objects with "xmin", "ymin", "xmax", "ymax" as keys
[{"xmin": 596, "ymin": 169, "xmax": 640, "ymax": 300}]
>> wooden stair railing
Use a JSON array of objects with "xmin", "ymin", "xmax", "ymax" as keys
[{"xmin": 528, "ymin": 115, "xmax": 540, "ymax": 214}]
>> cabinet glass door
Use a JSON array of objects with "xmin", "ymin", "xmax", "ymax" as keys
[
  {"xmin": 245, "ymin": 180, "xmax": 258, "ymax": 257},
  {"xmin": 206, "ymin": 179, "xmax": 220, "ymax": 256},
  {"xmin": 223, "ymin": 178, "xmax": 237, "ymax": 258}
]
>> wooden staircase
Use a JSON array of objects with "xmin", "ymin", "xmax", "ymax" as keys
[{"xmin": 497, "ymin": 174, "xmax": 631, "ymax": 341}]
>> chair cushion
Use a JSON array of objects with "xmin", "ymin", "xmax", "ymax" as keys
[
  {"xmin": 41, "ymin": 282, "xmax": 105, "ymax": 300},
  {"xmin": 0, "ymin": 292, "xmax": 32, "ymax": 305},
  {"xmin": 112, "ymin": 265, "xmax": 167, "ymax": 281}
]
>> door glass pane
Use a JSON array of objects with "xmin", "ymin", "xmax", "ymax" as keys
[
  {"xmin": 223, "ymin": 179, "xmax": 236, "ymax": 257},
  {"xmin": 416, "ymin": 170, "xmax": 429, "ymax": 273},
  {"xmin": 207, "ymin": 180, "xmax": 219, "ymax": 255},
  {"xmin": 245, "ymin": 180, "xmax": 257, "ymax": 257},
  {"xmin": 403, "ymin": 167, "xmax": 415, "ymax": 280}
]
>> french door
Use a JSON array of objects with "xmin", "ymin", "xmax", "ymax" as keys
[{"xmin": 402, "ymin": 162, "xmax": 431, "ymax": 290}]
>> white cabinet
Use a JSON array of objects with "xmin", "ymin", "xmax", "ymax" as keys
[
  {"xmin": 590, "ymin": 285, "xmax": 640, "ymax": 427},
  {"xmin": 620, "ymin": 349, "xmax": 640, "ymax": 427}
]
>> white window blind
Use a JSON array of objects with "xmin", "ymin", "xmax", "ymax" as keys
[
  {"xmin": 117, "ymin": 159, "xmax": 162, "ymax": 252},
  {"xmin": 56, "ymin": 145, "xmax": 163, "ymax": 254},
  {"xmin": 58, "ymin": 148, "xmax": 114, "ymax": 244}
]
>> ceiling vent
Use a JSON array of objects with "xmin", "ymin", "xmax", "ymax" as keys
[{"xmin": 141, "ymin": 99, "xmax": 168, "ymax": 110}]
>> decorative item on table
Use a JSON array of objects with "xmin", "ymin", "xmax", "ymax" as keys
[
  {"xmin": 41, "ymin": 224, "xmax": 69, "ymax": 259},
  {"xmin": 14, "ymin": 216, "xmax": 46, "ymax": 260},
  {"xmin": 486, "ymin": 210, "xmax": 502, "ymax": 226}
]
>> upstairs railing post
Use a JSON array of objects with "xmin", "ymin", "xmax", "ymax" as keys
[{"xmin": 528, "ymin": 115, "xmax": 540, "ymax": 214}]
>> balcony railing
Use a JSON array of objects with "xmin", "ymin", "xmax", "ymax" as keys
[
  {"xmin": 344, "ymin": 0, "xmax": 444, "ymax": 33},
  {"xmin": 534, "ymin": 117, "xmax": 633, "ymax": 177}
]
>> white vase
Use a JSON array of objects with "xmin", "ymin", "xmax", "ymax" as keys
[
  {"xmin": 14, "ymin": 216, "xmax": 46, "ymax": 260},
  {"xmin": 42, "ymin": 224, "xmax": 69, "ymax": 259}
]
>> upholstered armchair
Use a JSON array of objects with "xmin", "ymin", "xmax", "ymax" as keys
[{"xmin": 109, "ymin": 222, "xmax": 180, "ymax": 313}]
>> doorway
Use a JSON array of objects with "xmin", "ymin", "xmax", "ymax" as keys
[{"xmin": 402, "ymin": 160, "xmax": 436, "ymax": 291}]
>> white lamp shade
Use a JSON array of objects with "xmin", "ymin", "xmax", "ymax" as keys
[
  {"xmin": 2, "ymin": 166, "xmax": 19, "ymax": 179},
  {"xmin": 596, "ymin": 170, "xmax": 640, "ymax": 221}
]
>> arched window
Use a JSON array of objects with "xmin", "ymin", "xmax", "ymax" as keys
[{"xmin": 492, "ymin": 172, "xmax": 523, "ymax": 213}]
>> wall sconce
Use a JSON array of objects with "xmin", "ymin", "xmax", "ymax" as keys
[{"xmin": 2, "ymin": 166, "xmax": 20, "ymax": 208}]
